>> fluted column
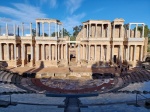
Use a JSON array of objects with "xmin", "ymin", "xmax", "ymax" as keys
[
  {"xmin": 119, "ymin": 45, "xmax": 123, "ymax": 61},
  {"xmin": 30, "ymin": 23, "xmax": 32, "ymax": 36},
  {"xmin": 49, "ymin": 22, "xmax": 51, "ymax": 37},
  {"xmin": 14, "ymin": 44, "xmax": 16, "ymax": 60},
  {"xmin": 89, "ymin": 24, "xmax": 91, "ymax": 38},
  {"xmin": 88, "ymin": 44, "xmax": 90, "ymax": 61},
  {"xmin": 36, "ymin": 44, "xmax": 39, "ymax": 61},
  {"xmin": 0, "ymin": 43, "xmax": 2, "ymax": 60},
  {"xmin": 55, "ymin": 44, "xmax": 57, "ymax": 61},
  {"xmin": 95, "ymin": 44, "xmax": 97, "ymax": 61},
  {"xmin": 66, "ymin": 43, "xmax": 68, "ymax": 60},
  {"xmin": 95, "ymin": 24, "xmax": 97, "ymax": 38},
  {"xmin": 22, "ymin": 23, "xmax": 24, "ymax": 36},
  {"xmin": 86, "ymin": 44, "xmax": 88, "ymax": 60},
  {"xmin": 140, "ymin": 45, "xmax": 143, "ymax": 61},
  {"xmin": 7, "ymin": 44, "xmax": 9, "ymax": 60},
  {"xmin": 134, "ymin": 45, "xmax": 136, "ymax": 61},
  {"xmin": 21, "ymin": 44, "xmax": 25, "ymax": 67},
  {"xmin": 101, "ymin": 24, "xmax": 103, "ymax": 37},
  {"xmin": 107, "ymin": 24, "xmax": 109, "ymax": 38},
  {"xmin": 42, "ymin": 23, "xmax": 44, "ymax": 37},
  {"xmin": 49, "ymin": 44, "xmax": 51, "ymax": 61},
  {"xmin": 142, "ymin": 24, "xmax": 144, "ymax": 37},
  {"xmin": 42, "ymin": 44, "xmax": 45, "ymax": 60},
  {"xmin": 82, "ymin": 44, "xmax": 84, "ymax": 59},
  {"xmin": 106, "ymin": 45, "xmax": 110, "ymax": 61},
  {"xmin": 86, "ymin": 24, "xmax": 89, "ymax": 38},
  {"xmin": 58, "ymin": 44, "xmax": 60, "ymax": 60},
  {"xmin": 6, "ymin": 23, "xmax": 8, "ymax": 36},
  {"xmin": 111, "ymin": 45, "xmax": 114, "ymax": 62}
]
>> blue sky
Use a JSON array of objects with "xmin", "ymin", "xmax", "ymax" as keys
[{"xmin": 0, "ymin": 0, "xmax": 150, "ymax": 34}]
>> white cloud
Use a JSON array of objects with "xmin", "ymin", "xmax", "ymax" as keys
[
  {"xmin": 63, "ymin": 13, "xmax": 85, "ymax": 33},
  {"xmin": 39, "ymin": 0, "xmax": 57, "ymax": 8},
  {"xmin": 65, "ymin": 0, "xmax": 84, "ymax": 14},
  {"xmin": 0, "ymin": 3, "xmax": 47, "ymax": 24}
]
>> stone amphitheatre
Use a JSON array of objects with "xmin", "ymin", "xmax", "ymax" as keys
[{"xmin": 0, "ymin": 18, "xmax": 150, "ymax": 111}]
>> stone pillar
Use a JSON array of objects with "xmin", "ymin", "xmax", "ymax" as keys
[
  {"xmin": 14, "ymin": 44, "xmax": 16, "ymax": 60},
  {"xmin": 119, "ymin": 45, "xmax": 123, "ymax": 61},
  {"xmin": 36, "ymin": 22, "xmax": 38, "ymax": 36},
  {"xmin": 30, "ymin": 23, "xmax": 32, "ymax": 36},
  {"xmin": 30, "ymin": 44, "xmax": 33, "ymax": 67},
  {"xmin": 140, "ymin": 45, "xmax": 143, "ymax": 61},
  {"xmin": 120, "ymin": 24, "xmax": 123, "ymax": 38},
  {"xmin": 36, "ymin": 44, "xmax": 39, "ymax": 61},
  {"xmin": 55, "ymin": 23, "xmax": 57, "ymax": 38},
  {"xmin": 66, "ymin": 43, "xmax": 68, "ymax": 60},
  {"xmin": 82, "ymin": 44, "xmax": 84, "ymax": 59},
  {"xmin": 42, "ymin": 44, "xmax": 45, "ymax": 60},
  {"xmin": 87, "ymin": 24, "xmax": 89, "ymax": 38},
  {"xmin": 128, "ymin": 24, "xmax": 130, "ymax": 38},
  {"xmin": 107, "ymin": 24, "xmax": 109, "ymax": 38},
  {"xmin": 21, "ymin": 44, "xmax": 25, "ymax": 67},
  {"xmin": 142, "ymin": 24, "xmax": 144, "ymax": 37},
  {"xmin": 7, "ymin": 44, "xmax": 9, "ymax": 60},
  {"xmin": 55, "ymin": 44, "xmax": 57, "ymax": 61},
  {"xmin": 83, "ymin": 25, "xmax": 85, "ymax": 38},
  {"xmin": 49, "ymin": 44, "xmax": 51, "ymax": 61},
  {"xmin": 78, "ymin": 44, "xmax": 80, "ymax": 61},
  {"xmin": 95, "ymin": 44, "xmax": 97, "ymax": 61},
  {"xmin": 18, "ymin": 45, "xmax": 21, "ymax": 60},
  {"xmin": 127, "ymin": 45, "xmax": 130, "ymax": 61},
  {"xmin": 88, "ymin": 44, "xmax": 90, "ymax": 61},
  {"xmin": 6, "ymin": 23, "xmax": 8, "ymax": 36},
  {"xmin": 134, "ymin": 45, "xmax": 136, "ymax": 61},
  {"xmin": 22, "ymin": 23, "xmax": 24, "ymax": 36},
  {"xmin": 106, "ymin": 45, "xmax": 110, "ymax": 61},
  {"xmin": 58, "ymin": 44, "xmax": 60, "ymax": 60},
  {"xmin": 95, "ymin": 24, "xmax": 97, "ymax": 38},
  {"xmin": 89, "ymin": 24, "xmax": 91, "ymax": 38},
  {"xmin": 0, "ymin": 43, "xmax": 2, "ymax": 60},
  {"xmin": 111, "ymin": 45, "xmax": 114, "ymax": 62},
  {"xmin": 49, "ymin": 22, "xmax": 51, "ymax": 37},
  {"xmin": 42, "ymin": 22, "xmax": 44, "ymax": 37},
  {"xmin": 58, "ymin": 24, "xmax": 59, "ymax": 37},
  {"xmin": 101, "ymin": 24, "xmax": 104, "ymax": 37},
  {"xmin": 14, "ymin": 24, "xmax": 16, "ymax": 36},
  {"xmin": 113, "ymin": 24, "xmax": 115, "ymax": 37},
  {"xmin": 135, "ymin": 24, "xmax": 138, "ymax": 38},
  {"xmin": 62, "ymin": 24, "xmax": 63, "ymax": 38}
]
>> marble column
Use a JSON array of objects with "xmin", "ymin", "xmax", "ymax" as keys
[
  {"xmin": 134, "ymin": 45, "xmax": 136, "ymax": 61},
  {"xmin": 88, "ymin": 45, "xmax": 90, "ymax": 61},
  {"xmin": 22, "ymin": 23, "xmax": 24, "ymax": 36},
  {"xmin": 31, "ymin": 44, "xmax": 33, "ymax": 60},
  {"xmin": 142, "ymin": 24, "xmax": 144, "ymax": 37},
  {"xmin": 30, "ymin": 23, "xmax": 32, "ymax": 36},
  {"xmin": 66, "ymin": 43, "xmax": 68, "ymax": 60},
  {"xmin": 49, "ymin": 23, "xmax": 51, "ymax": 37},
  {"xmin": 21, "ymin": 44, "xmax": 25, "ymax": 67},
  {"xmin": 83, "ymin": 25, "xmax": 85, "ymax": 38},
  {"xmin": 58, "ymin": 44, "xmax": 60, "ymax": 60},
  {"xmin": 95, "ymin": 24, "xmax": 97, "ymax": 38},
  {"xmin": 95, "ymin": 44, "xmax": 96, "ymax": 61},
  {"xmin": 14, "ymin": 24, "xmax": 16, "ymax": 36},
  {"xmin": 0, "ymin": 43, "xmax": 2, "ymax": 60},
  {"xmin": 14, "ymin": 44, "xmax": 16, "ymax": 60},
  {"xmin": 128, "ymin": 24, "xmax": 130, "ymax": 38},
  {"xmin": 36, "ymin": 44, "xmax": 39, "ymax": 61},
  {"xmin": 87, "ymin": 24, "xmax": 89, "ymax": 38},
  {"xmin": 89, "ymin": 24, "xmax": 91, "ymax": 38},
  {"xmin": 113, "ymin": 24, "xmax": 115, "ymax": 37},
  {"xmin": 36, "ymin": 22, "xmax": 38, "ymax": 36},
  {"xmin": 82, "ymin": 44, "xmax": 84, "ymax": 59},
  {"xmin": 6, "ymin": 23, "xmax": 8, "ymax": 36},
  {"xmin": 111, "ymin": 45, "xmax": 114, "ymax": 62},
  {"xmin": 106, "ymin": 45, "xmax": 110, "ymax": 61},
  {"xmin": 107, "ymin": 24, "xmax": 109, "ymax": 38},
  {"xmin": 140, "ymin": 45, "xmax": 143, "ymax": 61},
  {"xmin": 49, "ymin": 44, "xmax": 51, "ymax": 61},
  {"xmin": 42, "ymin": 23, "xmax": 44, "ymax": 37},
  {"xmin": 42, "ymin": 44, "xmax": 45, "ymax": 60},
  {"xmin": 135, "ymin": 24, "xmax": 138, "ymax": 38},
  {"xmin": 101, "ymin": 24, "xmax": 103, "ymax": 37},
  {"xmin": 55, "ymin": 44, "xmax": 57, "ymax": 61},
  {"xmin": 86, "ymin": 44, "xmax": 88, "ymax": 60},
  {"xmin": 7, "ymin": 44, "xmax": 9, "ymax": 60},
  {"xmin": 58, "ymin": 24, "xmax": 59, "ymax": 37}
]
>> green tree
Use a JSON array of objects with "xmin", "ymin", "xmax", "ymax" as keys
[
  {"xmin": 134, "ymin": 25, "xmax": 149, "ymax": 37},
  {"xmin": 73, "ymin": 25, "xmax": 83, "ymax": 37},
  {"xmin": 51, "ymin": 28, "xmax": 71, "ymax": 37}
]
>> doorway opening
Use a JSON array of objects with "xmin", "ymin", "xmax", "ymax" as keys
[
  {"xmin": 114, "ymin": 55, "xmax": 117, "ymax": 63},
  {"xmin": 28, "ymin": 54, "xmax": 31, "ymax": 62}
]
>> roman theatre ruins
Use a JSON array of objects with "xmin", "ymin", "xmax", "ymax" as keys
[{"xmin": 0, "ymin": 18, "xmax": 148, "ymax": 68}]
